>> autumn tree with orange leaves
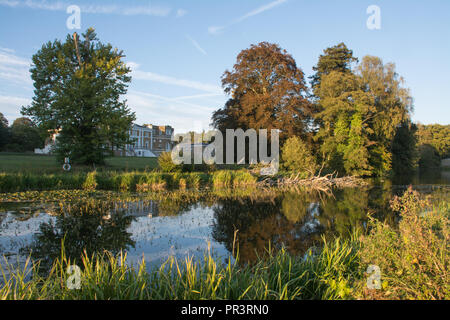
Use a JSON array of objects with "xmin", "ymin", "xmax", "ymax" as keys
[{"xmin": 212, "ymin": 42, "xmax": 313, "ymax": 142}]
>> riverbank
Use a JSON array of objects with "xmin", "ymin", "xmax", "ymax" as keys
[
  {"xmin": 1, "ymin": 188, "xmax": 447, "ymax": 300},
  {"xmin": 0, "ymin": 170, "xmax": 369, "ymax": 193}
]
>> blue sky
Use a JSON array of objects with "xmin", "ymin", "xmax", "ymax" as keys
[{"xmin": 0, "ymin": 0, "xmax": 449, "ymax": 133}]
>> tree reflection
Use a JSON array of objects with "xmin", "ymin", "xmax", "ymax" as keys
[
  {"xmin": 212, "ymin": 195, "xmax": 323, "ymax": 263},
  {"xmin": 318, "ymin": 188, "xmax": 369, "ymax": 237},
  {"xmin": 23, "ymin": 200, "xmax": 136, "ymax": 271},
  {"xmin": 212, "ymin": 187, "xmax": 394, "ymax": 264}
]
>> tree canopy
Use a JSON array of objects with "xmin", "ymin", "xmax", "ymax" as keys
[
  {"xmin": 212, "ymin": 42, "xmax": 312, "ymax": 141},
  {"xmin": 0, "ymin": 113, "xmax": 9, "ymax": 151},
  {"xmin": 212, "ymin": 41, "xmax": 420, "ymax": 177},
  {"xmin": 0, "ymin": 115, "xmax": 44, "ymax": 152},
  {"xmin": 311, "ymin": 50, "xmax": 413, "ymax": 176},
  {"xmin": 21, "ymin": 28, "xmax": 135, "ymax": 165},
  {"xmin": 416, "ymin": 124, "xmax": 450, "ymax": 159}
]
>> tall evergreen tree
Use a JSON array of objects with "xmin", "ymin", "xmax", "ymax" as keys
[
  {"xmin": 391, "ymin": 120, "xmax": 418, "ymax": 177},
  {"xmin": 21, "ymin": 28, "xmax": 135, "ymax": 165},
  {"xmin": 310, "ymin": 42, "xmax": 358, "ymax": 97}
]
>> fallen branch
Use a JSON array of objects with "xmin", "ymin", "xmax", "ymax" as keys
[{"xmin": 257, "ymin": 172, "xmax": 368, "ymax": 192}]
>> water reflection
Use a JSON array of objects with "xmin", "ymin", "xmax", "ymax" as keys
[
  {"xmin": 22, "ymin": 201, "xmax": 136, "ymax": 271},
  {"xmin": 0, "ymin": 174, "xmax": 448, "ymax": 272},
  {"xmin": 211, "ymin": 187, "xmax": 387, "ymax": 263}
]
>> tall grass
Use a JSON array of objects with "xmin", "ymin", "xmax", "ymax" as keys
[
  {"xmin": 212, "ymin": 170, "xmax": 257, "ymax": 187},
  {"xmin": 0, "ymin": 236, "xmax": 361, "ymax": 300},
  {"xmin": 0, "ymin": 172, "xmax": 86, "ymax": 192},
  {"xmin": 0, "ymin": 170, "xmax": 256, "ymax": 193}
]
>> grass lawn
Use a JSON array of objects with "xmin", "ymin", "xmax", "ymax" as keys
[{"xmin": 0, "ymin": 152, "xmax": 158, "ymax": 173}]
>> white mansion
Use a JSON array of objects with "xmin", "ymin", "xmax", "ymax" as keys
[
  {"xmin": 35, "ymin": 123, "xmax": 175, "ymax": 158},
  {"xmin": 119, "ymin": 123, "xmax": 174, "ymax": 157}
]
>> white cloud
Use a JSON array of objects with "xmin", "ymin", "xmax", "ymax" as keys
[
  {"xmin": 22, "ymin": 0, "xmax": 64, "ymax": 11},
  {"xmin": 131, "ymin": 68, "xmax": 221, "ymax": 94},
  {"xmin": 0, "ymin": 94, "xmax": 31, "ymax": 122},
  {"xmin": 0, "ymin": 48, "xmax": 32, "ymax": 84},
  {"xmin": 0, "ymin": 94, "xmax": 30, "ymax": 106},
  {"xmin": 172, "ymin": 93, "xmax": 223, "ymax": 101},
  {"xmin": 126, "ymin": 61, "xmax": 140, "ymax": 71},
  {"xmin": 176, "ymin": 8, "xmax": 187, "ymax": 18},
  {"xmin": 0, "ymin": 0, "xmax": 172, "ymax": 17},
  {"xmin": 122, "ymin": 5, "xmax": 171, "ymax": 17},
  {"xmin": 208, "ymin": 26, "xmax": 225, "ymax": 35},
  {"xmin": 126, "ymin": 90, "xmax": 218, "ymax": 133},
  {"xmin": 208, "ymin": 0, "xmax": 288, "ymax": 34},
  {"xmin": 186, "ymin": 35, "xmax": 207, "ymax": 56},
  {"xmin": 0, "ymin": 0, "xmax": 21, "ymax": 7},
  {"xmin": 236, "ymin": 0, "xmax": 287, "ymax": 22},
  {"xmin": 0, "ymin": 47, "xmax": 15, "ymax": 53}
]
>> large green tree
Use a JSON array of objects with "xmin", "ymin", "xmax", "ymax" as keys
[
  {"xmin": 311, "ymin": 44, "xmax": 413, "ymax": 177},
  {"xmin": 357, "ymin": 56, "xmax": 413, "ymax": 176},
  {"xmin": 21, "ymin": 28, "xmax": 135, "ymax": 165}
]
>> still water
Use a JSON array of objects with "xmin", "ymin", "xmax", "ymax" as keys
[{"xmin": 0, "ymin": 170, "xmax": 449, "ymax": 273}]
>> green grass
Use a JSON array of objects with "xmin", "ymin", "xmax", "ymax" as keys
[
  {"xmin": 104, "ymin": 156, "xmax": 158, "ymax": 171},
  {"xmin": 0, "ymin": 152, "xmax": 158, "ymax": 173}
]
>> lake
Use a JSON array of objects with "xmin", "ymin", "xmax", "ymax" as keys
[{"xmin": 0, "ymin": 170, "xmax": 449, "ymax": 275}]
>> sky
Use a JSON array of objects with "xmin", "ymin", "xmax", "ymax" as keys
[{"xmin": 0, "ymin": 0, "xmax": 449, "ymax": 133}]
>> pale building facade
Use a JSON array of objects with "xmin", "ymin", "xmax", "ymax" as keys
[
  {"xmin": 120, "ymin": 124, "xmax": 174, "ymax": 157},
  {"xmin": 34, "ymin": 124, "xmax": 174, "ymax": 158}
]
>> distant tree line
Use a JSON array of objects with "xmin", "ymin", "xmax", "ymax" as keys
[
  {"xmin": 0, "ymin": 113, "xmax": 44, "ymax": 152},
  {"xmin": 211, "ymin": 42, "xmax": 447, "ymax": 177},
  {"xmin": 416, "ymin": 124, "xmax": 450, "ymax": 169}
]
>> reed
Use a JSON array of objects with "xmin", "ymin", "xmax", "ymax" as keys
[
  {"xmin": 0, "ymin": 236, "xmax": 361, "ymax": 300},
  {"xmin": 0, "ymin": 170, "xmax": 257, "ymax": 193}
]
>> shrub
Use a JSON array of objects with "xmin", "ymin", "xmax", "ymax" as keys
[
  {"xmin": 158, "ymin": 152, "xmax": 182, "ymax": 172},
  {"xmin": 212, "ymin": 170, "xmax": 233, "ymax": 187},
  {"xmin": 359, "ymin": 186, "xmax": 449, "ymax": 299},
  {"xmin": 232, "ymin": 170, "xmax": 257, "ymax": 186},
  {"xmin": 82, "ymin": 171, "xmax": 97, "ymax": 191},
  {"xmin": 281, "ymin": 136, "xmax": 317, "ymax": 177}
]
